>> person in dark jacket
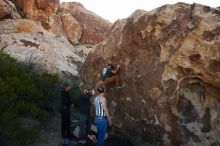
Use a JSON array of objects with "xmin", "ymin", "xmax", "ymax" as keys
[
  {"xmin": 79, "ymin": 88, "xmax": 95, "ymax": 139},
  {"xmin": 61, "ymin": 83, "xmax": 72, "ymax": 139}
]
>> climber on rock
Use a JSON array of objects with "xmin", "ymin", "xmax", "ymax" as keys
[{"xmin": 102, "ymin": 63, "xmax": 121, "ymax": 96}]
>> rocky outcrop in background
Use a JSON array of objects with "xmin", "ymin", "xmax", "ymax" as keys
[
  {"xmin": 0, "ymin": 0, "xmax": 20, "ymax": 20},
  {"xmin": 81, "ymin": 3, "xmax": 220, "ymax": 146},
  {"xmin": 14, "ymin": 0, "xmax": 59, "ymax": 20},
  {"xmin": 0, "ymin": 0, "xmax": 111, "ymax": 76},
  {"xmin": 61, "ymin": 2, "xmax": 111, "ymax": 44},
  {"xmin": 0, "ymin": 19, "xmax": 83, "ymax": 75},
  {"xmin": 12, "ymin": 0, "xmax": 111, "ymax": 44}
]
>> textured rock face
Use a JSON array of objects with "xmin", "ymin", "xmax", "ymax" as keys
[
  {"xmin": 60, "ymin": 13, "xmax": 82, "ymax": 44},
  {"xmin": 15, "ymin": 0, "xmax": 60, "ymax": 34},
  {"xmin": 15, "ymin": 0, "xmax": 59, "ymax": 20},
  {"xmin": 44, "ymin": 12, "xmax": 83, "ymax": 44},
  {"xmin": 0, "ymin": 19, "xmax": 84, "ymax": 76},
  {"xmin": 14, "ymin": 0, "xmax": 83, "ymax": 43},
  {"xmin": 47, "ymin": 14, "xmax": 63, "ymax": 36},
  {"xmin": 0, "ymin": 0, "xmax": 20, "ymax": 20},
  {"xmin": 81, "ymin": 3, "xmax": 220, "ymax": 146},
  {"xmin": 61, "ymin": 2, "xmax": 112, "ymax": 45},
  {"xmin": 14, "ymin": 0, "xmax": 110, "ymax": 45}
]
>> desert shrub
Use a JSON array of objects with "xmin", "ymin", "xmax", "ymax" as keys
[{"xmin": 0, "ymin": 51, "xmax": 60, "ymax": 146}]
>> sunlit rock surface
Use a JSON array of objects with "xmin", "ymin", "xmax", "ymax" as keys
[
  {"xmin": 0, "ymin": 0, "xmax": 20, "ymax": 20},
  {"xmin": 81, "ymin": 3, "xmax": 220, "ymax": 146},
  {"xmin": 0, "ymin": 19, "xmax": 84, "ymax": 76}
]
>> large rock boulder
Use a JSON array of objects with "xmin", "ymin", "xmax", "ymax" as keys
[
  {"xmin": 14, "ymin": 0, "xmax": 61, "ymax": 34},
  {"xmin": 46, "ymin": 14, "xmax": 63, "ymax": 36},
  {"xmin": 61, "ymin": 2, "xmax": 112, "ymax": 45},
  {"xmin": 60, "ymin": 13, "xmax": 82, "ymax": 44},
  {"xmin": 0, "ymin": 19, "xmax": 84, "ymax": 76},
  {"xmin": 0, "ymin": 0, "xmax": 21, "ymax": 20},
  {"xmin": 14, "ymin": 0, "xmax": 110, "ymax": 45},
  {"xmin": 13, "ymin": 0, "xmax": 74, "ymax": 38},
  {"xmin": 14, "ymin": 0, "xmax": 59, "ymax": 20},
  {"xmin": 46, "ymin": 12, "xmax": 83, "ymax": 44},
  {"xmin": 81, "ymin": 3, "xmax": 220, "ymax": 146}
]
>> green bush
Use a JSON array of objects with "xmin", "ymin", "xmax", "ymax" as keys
[{"xmin": 0, "ymin": 51, "xmax": 60, "ymax": 146}]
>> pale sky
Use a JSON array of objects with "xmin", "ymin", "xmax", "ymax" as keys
[{"xmin": 60, "ymin": 0, "xmax": 220, "ymax": 22}]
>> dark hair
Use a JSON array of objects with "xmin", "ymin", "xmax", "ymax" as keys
[
  {"xmin": 88, "ymin": 130, "xmax": 97, "ymax": 137},
  {"xmin": 107, "ymin": 64, "xmax": 114, "ymax": 69},
  {"xmin": 63, "ymin": 83, "xmax": 70, "ymax": 88},
  {"xmin": 97, "ymin": 85, "xmax": 105, "ymax": 93}
]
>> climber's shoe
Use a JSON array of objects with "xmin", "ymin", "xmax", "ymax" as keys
[
  {"xmin": 116, "ymin": 86, "xmax": 123, "ymax": 89},
  {"xmin": 116, "ymin": 84, "xmax": 125, "ymax": 89}
]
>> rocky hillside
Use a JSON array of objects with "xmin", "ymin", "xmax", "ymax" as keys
[
  {"xmin": 1, "ymin": 0, "xmax": 220, "ymax": 145},
  {"xmin": 0, "ymin": 0, "xmax": 111, "ymax": 76},
  {"xmin": 13, "ymin": 0, "xmax": 111, "ymax": 44},
  {"xmin": 0, "ymin": 18, "xmax": 84, "ymax": 76},
  {"xmin": 0, "ymin": 0, "xmax": 21, "ymax": 20},
  {"xmin": 60, "ymin": 2, "xmax": 112, "ymax": 44},
  {"xmin": 81, "ymin": 3, "xmax": 220, "ymax": 146}
]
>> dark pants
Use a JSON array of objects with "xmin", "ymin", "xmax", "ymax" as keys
[
  {"xmin": 95, "ymin": 117, "xmax": 107, "ymax": 146},
  {"xmin": 79, "ymin": 114, "xmax": 91, "ymax": 138},
  {"xmin": 61, "ymin": 109, "xmax": 71, "ymax": 139}
]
